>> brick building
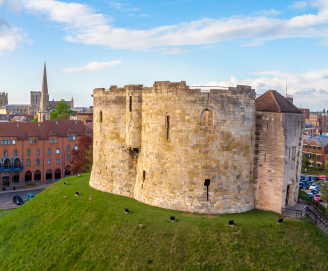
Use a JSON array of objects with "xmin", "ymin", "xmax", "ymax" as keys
[
  {"xmin": 299, "ymin": 108, "xmax": 310, "ymax": 119},
  {"xmin": 0, "ymin": 120, "xmax": 93, "ymax": 186},
  {"xmin": 302, "ymin": 136, "xmax": 328, "ymax": 168}
]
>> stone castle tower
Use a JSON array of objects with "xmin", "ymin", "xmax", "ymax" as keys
[
  {"xmin": 38, "ymin": 63, "xmax": 50, "ymax": 122},
  {"xmin": 90, "ymin": 81, "xmax": 304, "ymax": 214},
  {"xmin": 0, "ymin": 92, "xmax": 8, "ymax": 107}
]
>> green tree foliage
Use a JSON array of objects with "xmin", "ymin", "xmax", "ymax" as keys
[
  {"xmin": 70, "ymin": 135, "xmax": 93, "ymax": 174},
  {"xmin": 302, "ymin": 156, "xmax": 310, "ymax": 168},
  {"xmin": 31, "ymin": 115, "xmax": 38, "ymax": 122},
  {"xmin": 50, "ymin": 99, "xmax": 73, "ymax": 120},
  {"xmin": 313, "ymin": 156, "xmax": 317, "ymax": 169},
  {"xmin": 321, "ymin": 184, "xmax": 328, "ymax": 202}
]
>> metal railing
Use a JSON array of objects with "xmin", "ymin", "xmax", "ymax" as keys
[
  {"xmin": 282, "ymin": 195, "xmax": 328, "ymax": 234},
  {"xmin": 298, "ymin": 195, "xmax": 326, "ymax": 214}
]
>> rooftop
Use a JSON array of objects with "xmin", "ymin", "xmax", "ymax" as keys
[{"xmin": 255, "ymin": 90, "xmax": 302, "ymax": 114}]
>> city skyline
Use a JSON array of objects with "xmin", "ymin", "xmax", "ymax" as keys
[{"xmin": 0, "ymin": 0, "xmax": 328, "ymax": 109}]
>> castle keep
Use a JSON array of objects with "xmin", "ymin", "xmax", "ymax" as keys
[{"xmin": 90, "ymin": 81, "xmax": 304, "ymax": 214}]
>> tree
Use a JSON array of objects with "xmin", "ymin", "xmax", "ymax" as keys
[
  {"xmin": 313, "ymin": 156, "xmax": 317, "ymax": 169},
  {"xmin": 31, "ymin": 115, "xmax": 38, "ymax": 122},
  {"xmin": 70, "ymin": 135, "xmax": 93, "ymax": 174},
  {"xmin": 50, "ymin": 99, "xmax": 73, "ymax": 120},
  {"xmin": 321, "ymin": 184, "xmax": 328, "ymax": 202},
  {"xmin": 302, "ymin": 156, "xmax": 310, "ymax": 168}
]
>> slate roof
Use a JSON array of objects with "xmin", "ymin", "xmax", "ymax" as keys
[
  {"xmin": 304, "ymin": 136, "xmax": 328, "ymax": 147},
  {"xmin": 255, "ymin": 90, "xmax": 302, "ymax": 114},
  {"xmin": 0, "ymin": 120, "xmax": 92, "ymax": 140}
]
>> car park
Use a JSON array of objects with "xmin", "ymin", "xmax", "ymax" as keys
[
  {"xmin": 27, "ymin": 193, "xmax": 35, "ymax": 201},
  {"xmin": 13, "ymin": 196, "xmax": 24, "ymax": 205},
  {"xmin": 311, "ymin": 176, "xmax": 319, "ymax": 182}
]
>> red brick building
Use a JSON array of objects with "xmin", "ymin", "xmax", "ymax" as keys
[{"xmin": 0, "ymin": 120, "xmax": 93, "ymax": 186}]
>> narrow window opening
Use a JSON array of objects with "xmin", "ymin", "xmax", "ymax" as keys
[
  {"xmin": 143, "ymin": 170, "xmax": 146, "ymax": 181},
  {"xmin": 100, "ymin": 111, "xmax": 102, "ymax": 123},
  {"xmin": 267, "ymin": 123, "xmax": 268, "ymax": 130},
  {"xmin": 264, "ymin": 153, "xmax": 266, "ymax": 161},
  {"xmin": 129, "ymin": 96, "xmax": 132, "ymax": 112},
  {"xmin": 205, "ymin": 110, "xmax": 209, "ymax": 126},
  {"xmin": 167, "ymin": 115, "xmax": 170, "ymax": 139},
  {"xmin": 204, "ymin": 179, "xmax": 210, "ymax": 201}
]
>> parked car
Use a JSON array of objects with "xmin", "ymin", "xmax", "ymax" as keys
[
  {"xmin": 27, "ymin": 193, "xmax": 35, "ymax": 201},
  {"xmin": 314, "ymin": 194, "xmax": 322, "ymax": 202},
  {"xmin": 310, "ymin": 184, "xmax": 318, "ymax": 190},
  {"xmin": 318, "ymin": 175, "xmax": 327, "ymax": 179},
  {"xmin": 13, "ymin": 195, "xmax": 24, "ymax": 205},
  {"xmin": 310, "ymin": 189, "xmax": 318, "ymax": 195},
  {"xmin": 311, "ymin": 176, "xmax": 319, "ymax": 182},
  {"xmin": 300, "ymin": 175, "xmax": 305, "ymax": 181},
  {"xmin": 302, "ymin": 183, "xmax": 310, "ymax": 189},
  {"xmin": 305, "ymin": 176, "xmax": 311, "ymax": 181},
  {"xmin": 308, "ymin": 193, "xmax": 314, "ymax": 198}
]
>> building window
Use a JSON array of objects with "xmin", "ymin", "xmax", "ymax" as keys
[
  {"xmin": 48, "ymin": 158, "xmax": 51, "ymax": 165},
  {"xmin": 73, "ymin": 135, "xmax": 76, "ymax": 140},
  {"xmin": 1, "ymin": 139, "xmax": 3, "ymax": 145},
  {"xmin": 36, "ymin": 159, "xmax": 40, "ymax": 165},
  {"xmin": 50, "ymin": 138, "xmax": 53, "ymax": 144},
  {"xmin": 27, "ymin": 149, "xmax": 30, "ymax": 156},
  {"xmin": 143, "ymin": 170, "xmax": 146, "ymax": 180},
  {"xmin": 313, "ymin": 146, "xmax": 316, "ymax": 150},
  {"xmin": 200, "ymin": 109, "xmax": 214, "ymax": 127},
  {"xmin": 8, "ymin": 139, "xmax": 11, "ymax": 145},
  {"xmin": 56, "ymin": 148, "xmax": 60, "ymax": 154},
  {"xmin": 69, "ymin": 135, "xmax": 72, "ymax": 141},
  {"xmin": 166, "ymin": 115, "xmax": 170, "ymax": 140},
  {"xmin": 27, "ymin": 159, "xmax": 30, "ymax": 166},
  {"xmin": 4, "ymin": 149, "xmax": 8, "ymax": 156},
  {"xmin": 36, "ymin": 148, "xmax": 40, "ymax": 155},
  {"xmin": 12, "ymin": 139, "xmax": 16, "ymax": 145},
  {"xmin": 56, "ymin": 158, "xmax": 60, "ymax": 164},
  {"xmin": 30, "ymin": 138, "xmax": 33, "ymax": 144},
  {"xmin": 67, "ymin": 145, "xmax": 70, "ymax": 152},
  {"xmin": 34, "ymin": 138, "xmax": 37, "ymax": 144},
  {"xmin": 14, "ymin": 149, "xmax": 18, "ymax": 156},
  {"xmin": 100, "ymin": 111, "xmax": 102, "ymax": 123},
  {"xmin": 55, "ymin": 138, "xmax": 57, "ymax": 144},
  {"xmin": 318, "ymin": 147, "xmax": 322, "ymax": 150},
  {"xmin": 75, "ymin": 144, "xmax": 78, "ymax": 150},
  {"xmin": 129, "ymin": 96, "xmax": 132, "ymax": 112},
  {"xmin": 67, "ymin": 154, "xmax": 70, "ymax": 161},
  {"xmin": 48, "ymin": 148, "xmax": 51, "ymax": 155}
]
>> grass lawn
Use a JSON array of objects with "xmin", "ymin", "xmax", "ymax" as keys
[
  {"xmin": 301, "ymin": 168, "xmax": 328, "ymax": 176},
  {"xmin": 1, "ymin": 174, "xmax": 328, "ymax": 270},
  {"xmin": 0, "ymin": 209, "xmax": 13, "ymax": 219}
]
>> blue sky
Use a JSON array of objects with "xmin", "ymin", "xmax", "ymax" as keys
[{"xmin": 0, "ymin": 0, "xmax": 328, "ymax": 110}]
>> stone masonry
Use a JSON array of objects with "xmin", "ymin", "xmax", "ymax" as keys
[{"xmin": 90, "ymin": 82, "xmax": 304, "ymax": 214}]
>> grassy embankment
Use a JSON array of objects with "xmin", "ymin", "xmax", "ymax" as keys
[{"xmin": 1, "ymin": 174, "xmax": 328, "ymax": 270}]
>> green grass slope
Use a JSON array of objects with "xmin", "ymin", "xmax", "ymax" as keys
[{"xmin": 1, "ymin": 174, "xmax": 328, "ymax": 270}]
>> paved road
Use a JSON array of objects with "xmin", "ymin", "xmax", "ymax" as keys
[{"xmin": 0, "ymin": 188, "xmax": 47, "ymax": 210}]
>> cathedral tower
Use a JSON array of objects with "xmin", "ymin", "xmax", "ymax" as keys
[{"xmin": 38, "ymin": 63, "xmax": 50, "ymax": 122}]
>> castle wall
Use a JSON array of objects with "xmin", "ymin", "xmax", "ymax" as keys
[
  {"xmin": 133, "ymin": 82, "xmax": 256, "ymax": 214},
  {"xmin": 89, "ymin": 87, "xmax": 138, "ymax": 197},
  {"xmin": 254, "ymin": 112, "xmax": 304, "ymax": 213}
]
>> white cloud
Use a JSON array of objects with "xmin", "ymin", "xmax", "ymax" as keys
[
  {"xmin": 195, "ymin": 69, "xmax": 328, "ymax": 110},
  {"xmin": 61, "ymin": 60, "xmax": 121, "ymax": 72},
  {"xmin": 0, "ymin": 17, "xmax": 25, "ymax": 52},
  {"xmin": 252, "ymin": 9, "xmax": 282, "ymax": 16},
  {"xmin": 4, "ymin": 0, "xmax": 328, "ymax": 51},
  {"xmin": 160, "ymin": 47, "xmax": 188, "ymax": 54},
  {"xmin": 289, "ymin": 1, "xmax": 308, "ymax": 9}
]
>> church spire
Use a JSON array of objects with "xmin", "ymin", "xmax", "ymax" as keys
[{"xmin": 38, "ymin": 62, "xmax": 50, "ymax": 122}]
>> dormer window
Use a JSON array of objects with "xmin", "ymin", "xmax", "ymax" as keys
[
  {"xmin": 73, "ymin": 135, "xmax": 76, "ymax": 140},
  {"xmin": 55, "ymin": 137, "xmax": 57, "ymax": 144},
  {"xmin": 34, "ymin": 138, "xmax": 37, "ymax": 144},
  {"xmin": 29, "ymin": 138, "xmax": 33, "ymax": 144},
  {"xmin": 50, "ymin": 138, "xmax": 53, "ymax": 144},
  {"xmin": 12, "ymin": 139, "xmax": 16, "ymax": 145},
  {"xmin": 69, "ymin": 135, "xmax": 72, "ymax": 141}
]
